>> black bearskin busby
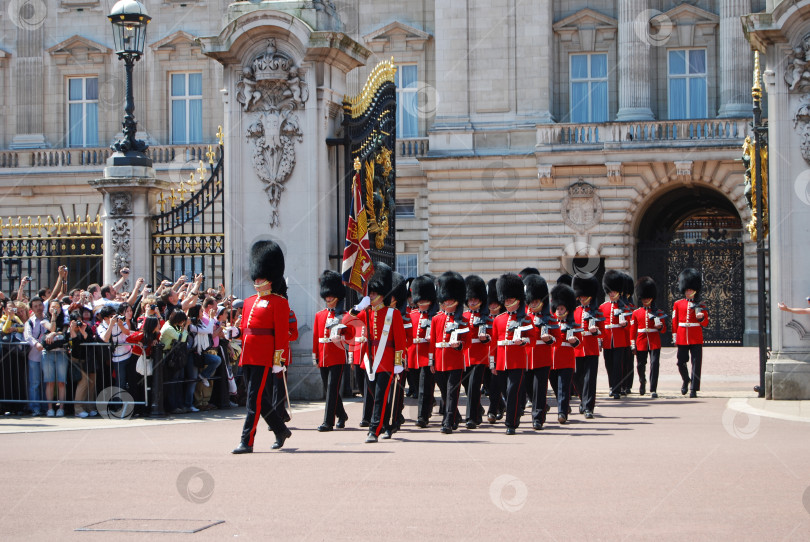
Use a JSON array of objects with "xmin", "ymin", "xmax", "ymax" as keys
[
  {"xmin": 635, "ymin": 276, "xmax": 657, "ymax": 305},
  {"xmin": 391, "ymin": 272, "xmax": 409, "ymax": 312},
  {"xmin": 465, "ymin": 275, "xmax": 487, "ymax": 306},
  {"xmin": 496, "ymin": 273, "xmax": 525, "ymax": 305},
  {"xmin": 519, "ymin": 267, "xmax": 540, "ymax": 278},
  {"xmin": 621, "ymin": 272, "xmax": 635, "ymax": 299},
  {"xmin": 437, "ymin": 271, "xmax": 466, "ymax": 304},
  {"xmin": 487, "ymin": 278, "xmax": 502, "ymax": 312},
  {"xmin": 678, "ymin": 268, "xmax": 702, "ymax": 297},
  {"xmin": 602, "ymin": 269, "xmax": 624, "ymax": 295},
  {"xmin": 410, "ymin": 275, "xmax": 436, "ymax": 304},
  {"xmin": 250, "ymin": 241, "xmax": 285, "ymax": 296},
  {"xmin": 557, "ymin": 274, "xmax": 573, "ymax": 286},
  {"xmin": 368, "ymin": 262, "xmax": 393, "ymax": 305},
  {"xmin": 319, "ymin": 270, "xmax": 344, "ymax": 301},
  {"xmin": 523, "ymin": 274, "xmax": 550, "ymax": 316},
  {"xmin": 551, "ymin": 283, "xmax": 577, "ymax": 316},
  {"xmin": 572, "ymin": 275, "xmax": 599, "ymax": 300}
]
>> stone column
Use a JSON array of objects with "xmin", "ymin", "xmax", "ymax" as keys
[
  {"xmin": 430, "ymin": 0, "xmax": 473, "ymax": 151},
  {"xmin": 718, "ymin": 0, "xmax": 753, "ymax": 118},
  {"xmin": 616, "ymin": 0, "xmax": 654, "ymax": 121},
  {"xmin": 516, "ymin": 0, "xmax": 554, "ymax": 123},
  {"xmin": 11, "ymin": 24, "xmax": 47, "ymax": 148}
]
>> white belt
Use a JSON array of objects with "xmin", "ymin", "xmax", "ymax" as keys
[
  {"xmin": 560, "ymin": 343, "xmax": 575, "ymax": 347},
  {"xmin": 681, "ymin": 323, "xmax": 701, "ymax": 327},
  {"xmin": 318, "ymin": 338, "xmax": 331, "ymax": 343},
  {"xmin": 435, "ymin": 342, "xmax": 456, "ymax": 348},
  {"xmin": 605, "ymin": 324, "xmax": 624, "ymax": 329},
  {"xmin": 638, "ymin": 329, "xmax": 658, "ymax": 333},
  {"xmin": 355, "ymin": 336, "xmax": 367, "ymax": 343},
  {"xmin": 413, "ymin": 338, "xmax": 429, "ymax": 344},
  {"xmin": 471, "ymin": 338, "xmax": 482, "ymax": 344},
  {"xmin": 582, "ymin": 331, "xmax": 593, "ymax": 336},
  {"xmin": 497, "ymin": 340, "xmax": 522, "ymax": 346}
]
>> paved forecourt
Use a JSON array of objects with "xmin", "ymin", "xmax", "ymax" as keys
[{"xmin": 2, "ymin": 347, "xmax": 810, "ymax": 541}]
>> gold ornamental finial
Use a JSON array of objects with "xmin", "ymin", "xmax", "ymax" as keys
[
  {"xmin": 158, "ymin": 192, "xmax": 166, "ymax": 213},
  {"xmin": 197, "ymin": 160, "xmax": 207, "ymax": 181},
  {"xmin": 353, "ymin": 157, "xmax": 361, "ymax": 171},
  {"xmin": 753, "ymin": 51, "xmax": 762, "ymax": 100},
  {"xmin": 206, "ymin": 145, "xmax": 216, "ymax": 165},
  {"xmin": 216, "ymin": 125, "xmax": 224, "ymax": 146}
]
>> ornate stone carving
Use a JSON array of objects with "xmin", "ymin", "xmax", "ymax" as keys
[
  {"xmin": 674, "ymin": 160, "xmax": 693, "ymax": 182},
  {"xmin": 110, "ymin": 192, "xmax": 132, "ymax": 216},
  {"xmin": 785, "ymin": 35, "xmax": 810, "ymax": 93},
  {"xmin": 538, "ymin": 164, "xmax": 553, "ymax": 187},
  {"xmin": 110, "ymin": 218, "xmax": 131, "ymax": 275},
  {"xmin": 562, "ymin": 180, "xmax": 602, "ymax": 233},
  {"xmin": 794, "ymin": 96, "xmax": 810, "ymax": 166},
  {"xmin": 237, "ymin": 39, "xmax": 309, "ymax": 227},
  {"xmin": 606, "ymin": 162, "xmax": 622, "ymax": 185}
]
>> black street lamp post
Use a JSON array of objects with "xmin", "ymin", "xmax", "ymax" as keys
[{"xmin": 107, "ymin": 0, "xmax": 152, "ymax": 167}]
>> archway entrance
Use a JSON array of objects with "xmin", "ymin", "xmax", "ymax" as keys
[{"xmin": 636, "ymin": 186, "xmax": 745, "ymax": 346}]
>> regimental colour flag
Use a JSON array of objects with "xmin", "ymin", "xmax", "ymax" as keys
[{"xmin": 342, "ymin": 161, "xmax": 374, "ymax": 294}]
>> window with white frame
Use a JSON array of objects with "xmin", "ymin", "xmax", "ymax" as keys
[
  {"xmin": 668, "ymin": 49, "xmax": 707, "ymax": 120},
  {"xmin": 569, "ymin": 53, "xmax": 608, "ymax": 123},
  {"xmin": 396, "ymin": 64, "xmax": 419, "ymax": 139},
  {"xmin": 170, "ymin": 72, "xmax": 203, "ymax": 144},
  {"xmin": 395, "ymin": 198, "xmax": 415, "ymax": 218},
  {"xmin": 67, "ymin": 77, "xmax": 99, "ymax": 147},
  {"xmin": 395, "ymin": 253, "xmax": 418, "ymax": 279}
]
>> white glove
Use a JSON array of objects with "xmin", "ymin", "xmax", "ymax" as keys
[
  {"xmin": 272, "ymin": 364, "xmax": 286, "ymax": 374},
  {"xmin": 354, "ymin": 296, "xmax": 371, "ymax": 311},
  {"xmin": 394, "ymin": 364, "xmax": 404, "ymax": 374}
]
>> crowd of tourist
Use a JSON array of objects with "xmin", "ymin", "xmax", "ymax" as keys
[{"xmin": 0, "ymin": 266, "xmax": 242, "ymax": 417}]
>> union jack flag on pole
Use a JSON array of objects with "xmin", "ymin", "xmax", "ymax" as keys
[{"xmin": 342, "ymin": 158, "xmax": 374, "ymax": 295}]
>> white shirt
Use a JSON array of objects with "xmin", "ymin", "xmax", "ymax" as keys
[{"xmin": 97, "ymin": 320, "xmax": 132, "ymax": 363}]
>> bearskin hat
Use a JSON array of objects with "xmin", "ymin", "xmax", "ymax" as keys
[
  {"xmin": 572, "ymin": 275, "xmax": 599, "ymax": 300},
  {"xmin": 437, "ymin": 271, "xmax": 466, "ymax": 304},
  {"xmin": 368, "ymin": 262, "xmax": 393, "ymax": 304},
  {"xmin": 465, "ymin": 275, "xmax": 487, "ymax": 305},
  {"xmin": 496, "ymin": 273, "xmax": 525, "ymax": 305},
  {"xmin": 523, "ymin": 274, "xmax": 549, "ymax": 305},
  {"xmin": 557, "ymin": 274, "xmax": 573, "ymax": 286},
  {"xmin": 678, "ymin": 268, "xmax": 702, "ymax": 296},
  {"xmin": 621, "ymin": 272, "xmax": 635, "ymax": 298},
  {"xmin": 551, "ymin": 283, "xmax": 577, "ymax": 314},
  {"xmin": 390, "ymin": 272, "xmax": 409, "ymax": 310},
  {"xmin": 635, "ymin": 276, "xmax": 657, "ymax": 303},
  {"xmin": 602, "ymin": 269, "xmax": 624, "ymax": 295},
  {"xmin": 519, "ymin": 267, "xmax": 540, "ymax": 278},
  {"xmin": 410, "ymin": 275, "xmax": 436, "ymax": 304},
  {"xmin": 319, "ymin": 270, "xmax": 344, "ymax": 301},
  {"xmin": 250, "ymin": 240, "xmax": 284, "ymax": 284},
  {"xmin": 487, "ymin": 278, "xmax": 501, "ymax": 309}
]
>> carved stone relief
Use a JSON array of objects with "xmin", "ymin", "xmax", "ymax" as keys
[
  {"xmin": 110, "ymin": 218, "xmax": 131, "ymax": 275},
  {"xmin": 109, "ymin": 192, "xmax": 132, "ymax": 216},
  {"xmin": 785, "ymin": 34, "xmax": 810, "ymax": 93},
  {"xmin": 236, "ymin": 39, "xmax": 309, "ymax": 227},
  {"xmin": 794, "ymin": 96, "xmax": 810, "ymax": 166},
  {"xmin": 562, "ymin": 180, "xmax": 602, "ymax": 233}
]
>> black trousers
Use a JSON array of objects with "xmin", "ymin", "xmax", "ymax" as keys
[
  {"xmin": 369, "ymin": 371, "xmax": 393, "ymax": 436},
  {"xmin": 636, "ymin": 349, "xmax": 660, "ymax": 393},
  {"xmin": 527, "ymin": 366, "xmax": 550, "ymax": 425},
  {"xmin": 362, "ymin": 369, "xmax": 374, "ymax": 424},
  {"xmin": 320, "ymin": 364, "xmax": 347, "ymax": 426},
  {"xmin": 240, "ymin": 365, "xmax": 288, "ymax": 447},
  {"xmin": 622, "ymin": 346, "xmax": 634, "ymax": 392},
  {"xmin": 487, "ymin": 370, "xmax": 506, "ymax": 418},
  {"xmin": 603, "ymin": 347, "xmax": 626, "ymax": 395},
  {"xmin": 503, "ymin": 369, "xmax": 525, "ymax": 429},
  {"xmin": 575, "ymin": 355, "xmax": 599, "ymax": 412},
  {"xmin": 434, "ymin": 369, "xmax": 462, "ymax": 429},
  {"xmin": 677, "ymin": 344, "xmax": 702, "ymax": 392},
  {"xmin": 463, "ymin": 364, "xmax": 485, "ymax": 424},
  {"xmin": 550, "ymin": 368, "xmax": 573, "ymax": 418},
  {"xmin": 406, "ymin": 369, "xmax": 420, "ymax": 397},
  {"xmin": 271, "ymin": 371, "xmax": 288, "ymax": 418},
  {"xmin": 417, "ymin": 366, "xmax": 436, "ymax": 422},
  {"xmin": 389, "ymin": 370, "xmax": 406, "ymax": 428}
]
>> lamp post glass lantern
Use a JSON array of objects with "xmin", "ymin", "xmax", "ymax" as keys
[{"xmin": 108, "ymin": 0, "xmax": 152, "ymax": 165}]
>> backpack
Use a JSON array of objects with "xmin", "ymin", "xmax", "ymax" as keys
[{"xmin": 162, "ymin": 340, "xmax": 188, "ymax": 373}]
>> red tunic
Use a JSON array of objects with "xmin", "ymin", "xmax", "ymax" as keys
[
  {"xmin": 408, "ymin": 309, "xmax": 432, "ymax": 369},
  {"xmin": 526, "ymin": 311, "xmax": 554, "ymax": 369},
  {"xmin": 239, "ymin": 293, "xmax": 290, "ymax": 367},
  {"xmin": 284, "ymin": 309, "xmax": 298, "ymax": 366},
  {"xmin": 598, "ymin": 301, "xmax": 630, "ymax": 349},
  {"xmin": 550, "ymin": 321, "xmax": 581, "ymax": 370},
  {"xmin": 349, "ymin": 306, "xmax": 407, "ymax": 374},
  {"xmin": 429, "ymin": 311, "xmax": 470, "ymax": 372},
  {"xmin": 312, "ymin": 308, "xmax": 348, "ymax": 367},
  {"xmin": 573, "ymin": 306, "xmax": 601, "ymax": 357},
  {"xmin": 463, "ymin": 310, "xmax": 491, "ymax": 367},
  {"xmin": 672, "ymin": 299, "xmax": 708, "ymax": 346},
  {"xmin": 630, "ymin": 307, "xmax": 667, "ymax": 351},
  {"xmin": 491, "ymin": 312, "xmax": 536, "ymax": 371}
]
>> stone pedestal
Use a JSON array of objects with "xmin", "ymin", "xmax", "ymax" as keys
[
  {"xmin": 198, "ymin": 2, "xmax": 369, "ymax": 399},
  {"xmin": 745, "ymin": 5, "xmax": 810, "ymax": 398}
]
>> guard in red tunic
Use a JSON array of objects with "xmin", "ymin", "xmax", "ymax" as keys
[
  {"xmin": 462, "ymin": 275, "xmax": 491, "ymax": 429},
  {"xmin": 630, "ymin": 276, "xmax": 667, "ymax": 398},
  {"xmin": 619, "ymin": 272, "xmax": 636, "ymax": 395},
  {"xmin": 549, "ymin": 283, "xmax": 581, "ymax": 425},
  {"xmin": 672, "ymin": 268, "xmax": 708, "ymax": 398},
  {"xmin": 232, "ymin": 241, "xmax": 292, "ymax": 454},
  {"xmin": 345, "ymin": 263, "xmax": 407, "ymax": 443},
  {"xmin": 523, "ymin": 274, "xmax": 555, "ymax": 430},
  {"xmin": 491, "ymin": 273, "xmax": 535, "ymax": 435},
  {"xmin": 429, "ymin": 272, "xmax": 470, "ymax": 434},
  {"xmin": 271, "ymin": 307, "xmax": 297, "ymax": 423},
  {"xmin": 409, "ymin": 275, "xmax": 438, "ymax": 428},
  {"xmin": 599, "ymin": 270, "xmax": 631, "ymax": 400},
  {"xmin": 313, "ymin": 270, "xmax": 349, "ymax": 431},
  {"xmin": 572, "ymin": 274, "xmax": 602, "ymax": 419},
  {"xmin": 384, "ymin": 271, "xmax": 412, "ymax": 437},
  {"xmin": 485, "ymin": 278, "xmax": 505, "ymax": 423}
]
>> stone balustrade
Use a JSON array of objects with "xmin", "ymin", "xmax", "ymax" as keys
[
  {"xmin": 0, "ymin": 144, "xmax": 220, "ymax": 169},
  {"xmin": 398, "ymin": 137, "xmax": 429, "ymax": 158},
  {"xmin": 537, "ymin": 118, "xmax": 749, "ymax": 147}
]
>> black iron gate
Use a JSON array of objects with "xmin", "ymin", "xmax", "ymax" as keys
[
  {"xmin": 638, "ymin": 231, "xmax": 744, "ymax": 346},
  {"xmin": 152, "ymin": 137, "xmax": 225, "ymax": 287}
]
